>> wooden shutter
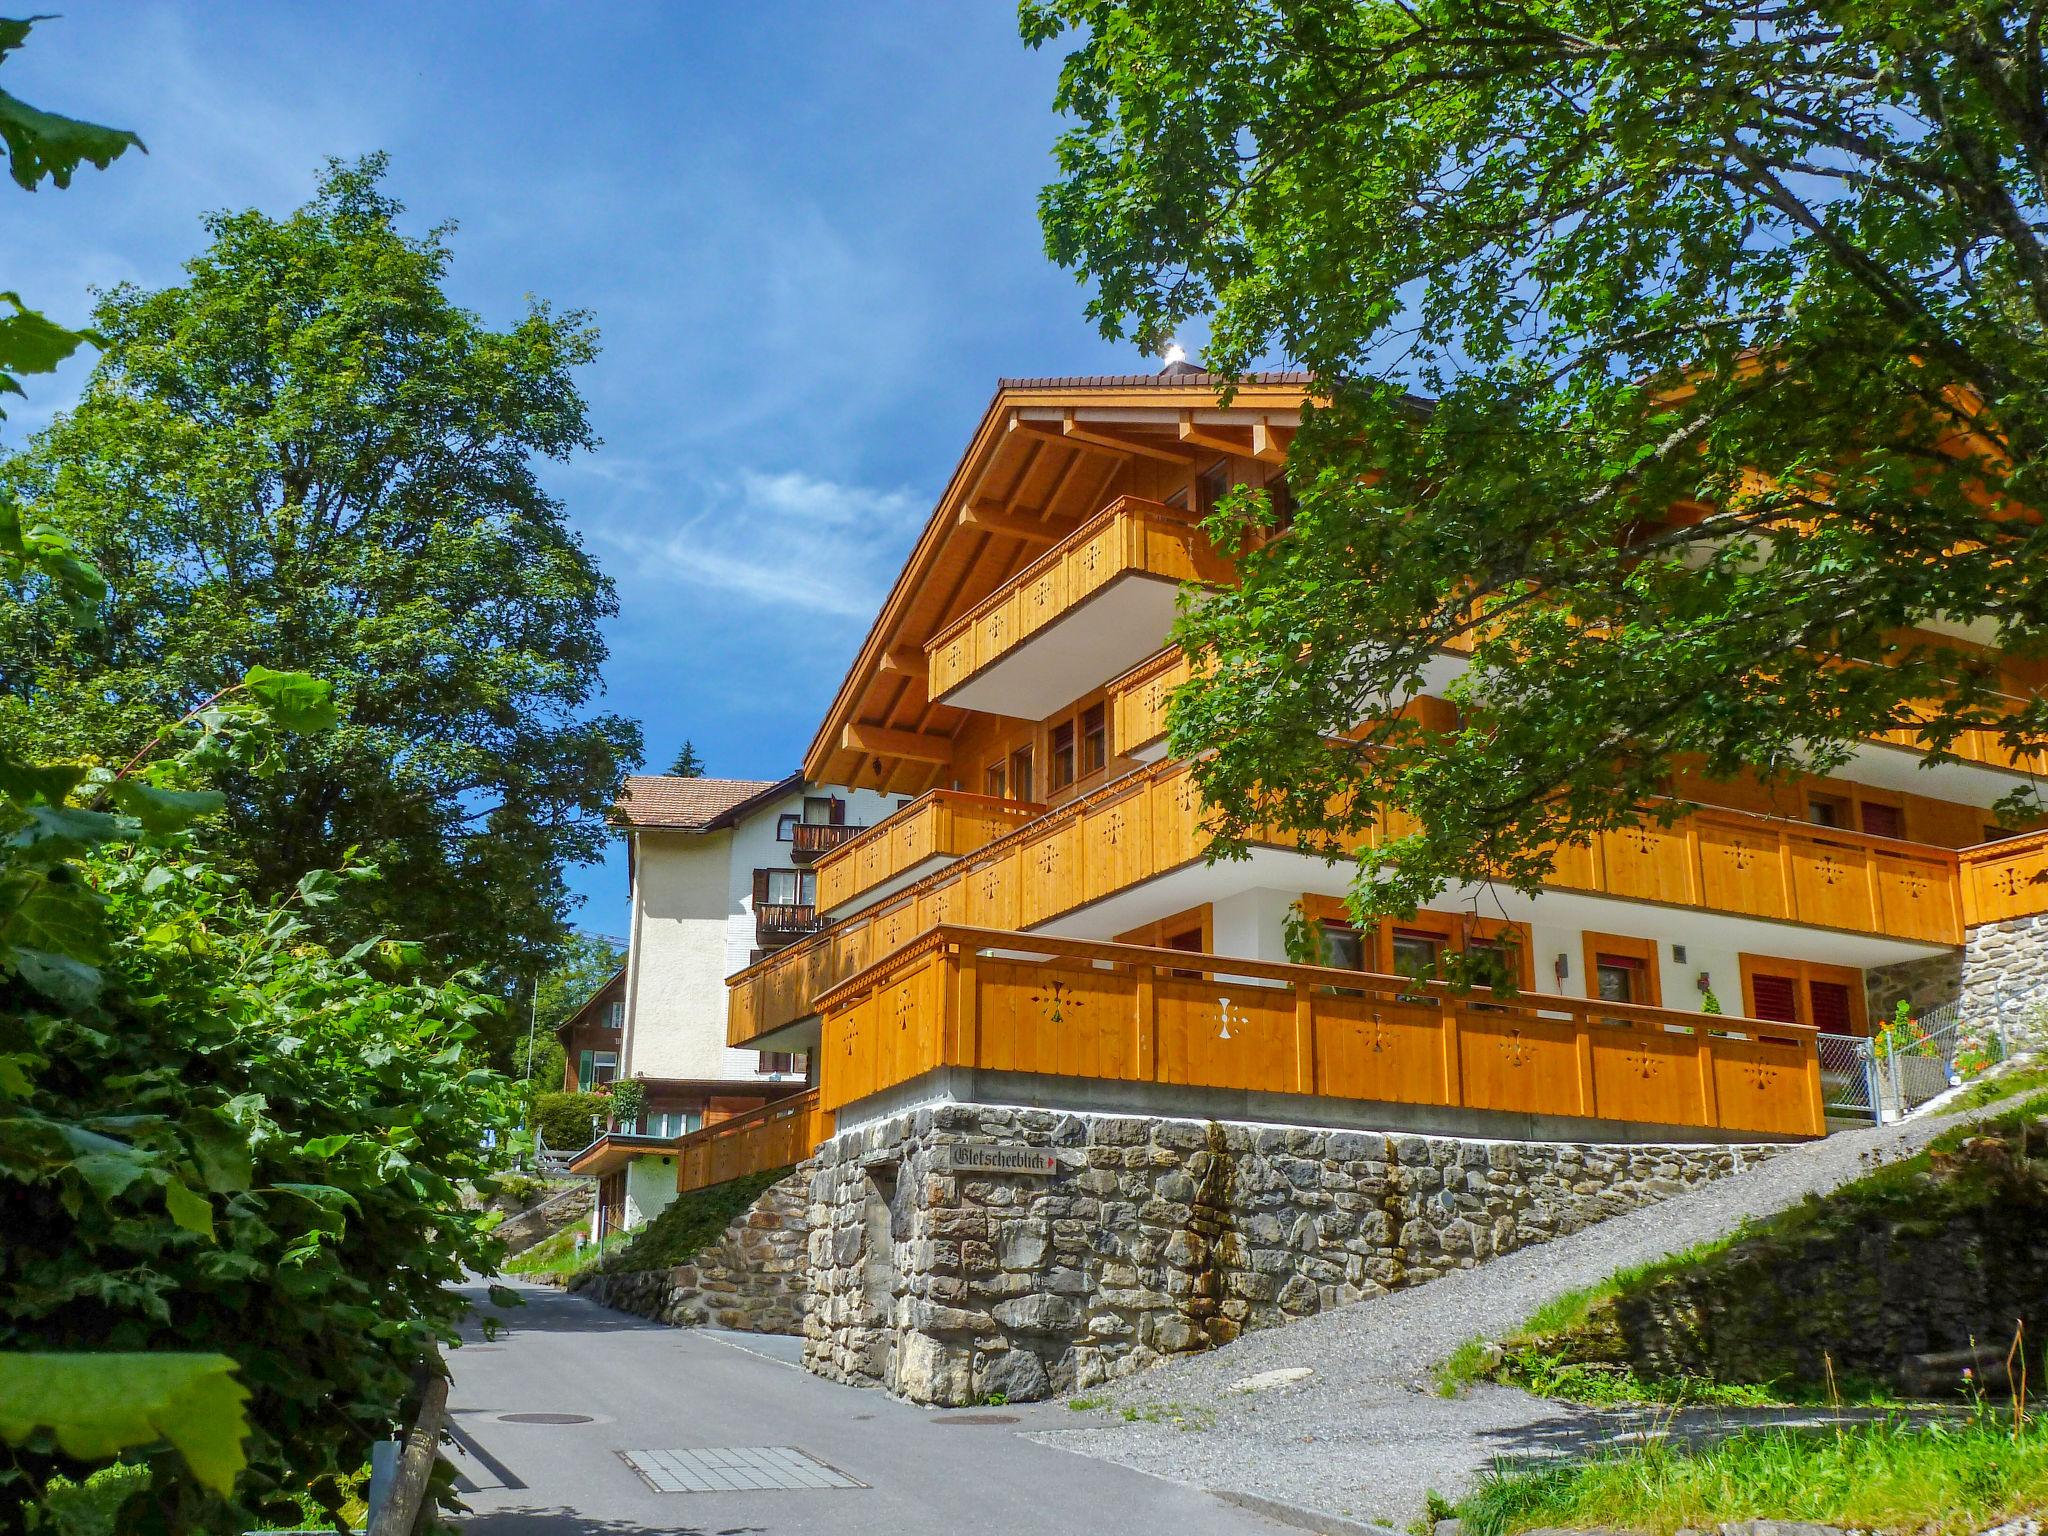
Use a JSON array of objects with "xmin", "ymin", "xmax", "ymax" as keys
[
  {"xmin": 829, "ymin": 797, "xmax": 847, "ymax": 825},
  {"xmin": 1750, "ymin": 972, "xmax": 1800, "ymax": 1023},
  {"xmin": 752, "ymin": 868, "xmax": 771, "ymax": 907},
  {"xmin": 1859, "ymin": 802, "xmax": 1903, "ymax": 839},
  {"xmin": 1808, "ymin": 980, "xmax": 1854, "ymax": 1033}
]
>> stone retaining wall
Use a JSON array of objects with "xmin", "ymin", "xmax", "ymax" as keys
[
  {"xmin": 1961, "ymin": 913, "xmax": 2048, "ymax": 1051},
  {"xmin": 572, "ymin": 1168, "xmax": 809, "ymax": 1333},
  {"xmin": 802, "ymin": 1103, "xmax": 1780, "ymax": 1406}
]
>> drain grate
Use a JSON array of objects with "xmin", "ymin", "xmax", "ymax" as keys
[
  {"xmin": 500, "ymin": 1412, "xmax": 593, "ymax": 1425},
  {"xmin": 619, "ymin": 1446, "xmax": 865, "ymax": 1493},
  {"xmin": 936, "ymin": 1413, "xmax": 1018, "ymax": 1425}
]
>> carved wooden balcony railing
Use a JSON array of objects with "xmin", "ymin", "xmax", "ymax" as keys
[
  {"xmin": 755, "ymin": 903, "xmax": 827, "ymax": 946},
  {"xmin": 924, "ymin": 496, "xmax": 1233, "ymax": 706},
  {"xmin": 1959, "ymin": 828, "xmax": 2048, "ymax": 925},
  {"xmin": 674, "ymin": 1089, "xmax": 830, "ymax": 1194},
  {"xmin": 815, "ymin": 928, "xmax": 1825, "ymax": 1140},
  {"xmin": 813, "ymin": 790, "xmax": 1045, "ymax": 912},
  {"xmin": 790, "ymin": 821, "xmax": 865, "ymax": 863},
  {"xmin": 728, "ymin": 755, "xmax": 1964, "ymax": 1052}
]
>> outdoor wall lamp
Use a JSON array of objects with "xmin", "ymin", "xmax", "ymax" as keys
[
  {"xmin": 1553, "ymin": 953, "xmax": 1569, "ymax": 984},
  {"xmin": 1696, "ymin": 971, "xmax": 1713, "ymax": 994}
]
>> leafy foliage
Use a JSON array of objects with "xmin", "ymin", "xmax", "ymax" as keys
[
  {"xmin": 0, "ymin": 27, "xmax": 521, "ymax": 1532},
  {"xmin": 1027, "ymin": 0, "xmax": 2048, "ymax": 919},
  {"xmin": 532, "ymin": 1090, "xmax": 607, "ymax": 1152},
  {"xmin": 605, "ymin": 1165, "xmax": 790, "ymax": 1273},
  {"xmin": 0, "ymin": 155, "xmax": 641, "ymax": 984}
]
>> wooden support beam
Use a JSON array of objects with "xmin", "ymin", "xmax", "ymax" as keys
[
  {"xmin": 842, "ymin": 721, "xmax": 954, "ymax": 765},
  {"xmin": 1178, "ymin": 412, "xmax": 1252, "ymax": 457},
  {"xmin": 878, "ymin": 646, "xmax": 926, "ymax": 677},
  {"xmin": 1060, "ymin": 410, "xmax": 1198, "ymax": 464},
  {"xmin": 1009, "ymin": 416, "xmax": 1121, "ymax": 460},
  {"xmin": 1252, "ymin": 419, "xmax": 1293, "ymax": 465},
  {"xmin": 960, "ymin": 501, "xmax": 1064, "ymax": 546}
]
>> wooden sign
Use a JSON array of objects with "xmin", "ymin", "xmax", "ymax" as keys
[{"xmin": 940, "ymin": 1143, "xmax": 1060, "ymax": 1176}]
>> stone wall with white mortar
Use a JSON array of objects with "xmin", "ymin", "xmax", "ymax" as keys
[
  {"xmin": 1960, "ymin": 912, "xmax": 2048, "ymax": 1051},
  {"xmin": 572, "ymin": 1168, "xmax": 809, "ymax": 1333},
  {"xmin": 801, "ymin": 1103, "xmax": 1779, "ymax": 1406}
]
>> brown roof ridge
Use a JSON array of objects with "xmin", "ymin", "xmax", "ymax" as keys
[{"xmin": 610, "ymin": 772, "xmax": 803, "ymax": 831}]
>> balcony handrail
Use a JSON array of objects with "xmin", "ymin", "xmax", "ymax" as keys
[
  {"xmin": 815, "ymin": 923, "xmax": 1821, "ymax": 1042},
  {"xmin": 811, "ymin": 787, "xmax": 1045, "ymax": 883},
  {"xmin": 677, "ymin": 1087, "xmax": 817, "ymax": 1152},
  {"xmin": 923, "ymin": 495, "xmax": 1199, "ymax": 659}
]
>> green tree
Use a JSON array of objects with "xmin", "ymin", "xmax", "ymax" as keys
[
  {"xmin": 1026, "ymin": 0, "xmax": 2048, "ymax": 919},
  {"xmin": 0, "ymin": 155, "xmax": 641, "ymax": 979},
  {"xmin": 668, "ymin": 739, "xmax": 706, "ymax": 777},
  {"xmin": 514, "ymin": 929, "xmax": 624, "ymax": 1095}
]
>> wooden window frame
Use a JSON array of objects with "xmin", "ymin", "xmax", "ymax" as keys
[
  {"xmin": 1049, "ymin": 718, "xmax": 1077, "ymax": 791},
  {"xmin": 983, "ymin": 761, "xmax": 1006, "ymax": 799},
  {"xmin": 1298, "ymin": 897, "xmax": 1533, "ymax": 989},
  {"xmin": 1738, "ymin": 953, "xmax": 1868, "ymax": 1034},
  {"xmin": 1582, "ymin": 931, "xmax": 1663, "ymax": 1007},
  {"xmin": 1009, "ymin": 744, "xmax": 1034, "ymax": 803},
  {"xmin": 1080, "ymin": 702, "xmax": 1108, "ymax": 776},
  {"xmin": 1115, "ymin": 902, "xmax": 1214, "ymax": 954}
]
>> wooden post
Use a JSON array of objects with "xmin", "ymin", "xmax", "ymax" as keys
[
  {"xmin": 1440, "ymin": 998, "xmax": 1464, "ymax": 1107},
  {"xmin": 1575, "ymin": 1019, "xmax": 1597, "ymax": 1119},
  {"xmin": 368, "ymin": 1362, "xmax": 448, "ymax": 1536},
  {"xmin": 1294, "ymin": 981, "xmax": 1316, "ymax": 1095},
  {"xmin": 953, "ymin": 945, "xmax": 980, "ymax": 1070},
  {"xmin": 1696, "ymin": 1027, "xmax": 1721, "ymax": 1130},
  {"xmin": 1134, "ymin": 963, "xmax": 1157, "ymax": 1083},
  {"xmin": 1804, "ymin": 1035, "xmax": 1827, "ymax": 1136}
]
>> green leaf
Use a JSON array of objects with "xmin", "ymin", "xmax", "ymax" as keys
[
  {"xmin": 107, "ymin": 781, "xmax": 226, "ymax": 835},
  {"xmin": 0, "ymin": 79, "xmax": 144, "ymax": 191},
  {"xmin": 164, "ymin": 1175, "xmax": 215, "ymax": 1241},
  {"xmin": 239, "ymin": 667, "xmax": 339, "ymax": 733},
  {"xmin": 0, "ymin": 1353, "xmax": 248, "ymax": 1495}
]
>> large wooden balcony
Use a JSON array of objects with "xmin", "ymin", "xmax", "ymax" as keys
[
  {"xmin": 727, "ymin": 756, "xmax": 1966, "ymax": 1050},
  {"xmin": 675, "ymin": 1089, "xmax": 831, "ymax": 1194},
  {"xmin": 815, "ymin": 928, "xmax": 1825, "ymax": 1140},
  {"xmin": 790, "ymin": 821, "xmax": 865, "ymax": 863},
  {"xmin": 1960, "ymin": 828, "xmax": 2048, "ymax": 924},
  {"xmin": 814, "ymin": 790, "xmax": 1045, "ymax": 913},
  {"xmin": 924, "ymin": 496, "xmax": 1233, "ymax": 718}
]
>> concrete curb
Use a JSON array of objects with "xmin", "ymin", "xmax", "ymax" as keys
[{"xmin": 1208, "ymin": 1487, "xmax": 1405, "ymax": 1536}]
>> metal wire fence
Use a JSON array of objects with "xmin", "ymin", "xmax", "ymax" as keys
[{"xmin": 1820, "ymin": 998, "xmax": 2024, "ymax": 1123}]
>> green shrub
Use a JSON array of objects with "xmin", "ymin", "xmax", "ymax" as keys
[
  {"xmin": 534, "ymin": 1091, "xmax": 607, "ymax": 1152},
  {"xmin": 609, "ymin": 1166, "xmax": 792, "ymax": 1272}
]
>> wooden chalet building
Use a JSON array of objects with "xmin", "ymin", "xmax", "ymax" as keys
[{"xmin": 653, "ymin": 363, "xmax": 2048, "ymax": 1203}]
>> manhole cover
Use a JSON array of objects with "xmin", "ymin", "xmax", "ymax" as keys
[
  {"xmin": 937, "ymin": 1413, "xmax": 1018, "ymax": 1425},
  {"xmin": 619, "ymin": 1447, "xmax": 866, "ymax": 1492},
  {"xmin": 500, "ymin": 1413, "xmax": 593, "ymax": 1425}
]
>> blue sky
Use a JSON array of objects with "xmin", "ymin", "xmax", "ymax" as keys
[{"xmin": 2, "ymin": 4, "xmax": 1149, "ymax": 938}]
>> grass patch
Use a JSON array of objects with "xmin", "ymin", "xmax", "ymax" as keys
[
  {"xmin": 502, "ymin": 1221, "xmax": 619, "ymax": 1279},
  {"xmin": 1455, "ymin": 1412, "xmax": 2048, "ymax": 1536},
  {"xmin": 1068, "ymin": 1394, "xmax": 1110, "ymax": 1411},
  {"xmin": 1115, "ymin": 1400, "xmax": 1214, "ymax": 1431},
  {"xmin": 1943, "ymin": 1063, "xmax": 2048, "ymax": 1117},
  {"xmin": 608, "ymin": 1165, "xmax": 791, "ymax": 1272},
  {"xmin": 1435, "ymin": 1337, "xmax": 1498, "ymax": 1398}
]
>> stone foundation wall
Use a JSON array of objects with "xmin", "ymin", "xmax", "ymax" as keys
[
  {"xmin": 1961, "ymin": 913, "xmax": 2048, "ymax": 1051},
  {"xmin": 1863, "ymin": 951, "xmax": 1963, "ymax": 1027},
  {"xmin": 572, "ymin": 1168, "xmax": 809, "ymax": 1333},
  {"xmin": 802, "ymin": 1104, "xmax": 1779, "ymax": 1406}
]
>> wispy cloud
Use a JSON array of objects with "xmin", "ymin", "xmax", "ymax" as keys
[{"xmin": 585, "ymin": 467, "xmax": 926, "ymax": 622}]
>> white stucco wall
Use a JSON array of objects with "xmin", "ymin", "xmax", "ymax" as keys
[
  {"xmin": 621, "ymin": 782, "xmax": 904, "ymax": 1086},
  {"xmin": 625, "ymin": 1154, "xmax": 678, "ymax": 1228}
]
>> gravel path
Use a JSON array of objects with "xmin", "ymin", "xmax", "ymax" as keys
[{"xmin": 1030, "ymin": 1093, "xmax": 2026, "ymax": 1530}]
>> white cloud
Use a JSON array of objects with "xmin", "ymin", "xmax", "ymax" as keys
[{"xmin": 584, "ymin": 466, "xmax": 926, "ymax": 622}]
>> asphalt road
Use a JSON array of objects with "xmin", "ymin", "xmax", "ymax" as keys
[{"xmin": 447, "ymin": 1277, "xmax": 1298, "ymax": 1536}]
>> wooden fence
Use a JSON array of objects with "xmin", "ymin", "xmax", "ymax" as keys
[
  {"xmin": 674, "ymin": 1090, "xmax": 831, "ymax": 1194},
  {"xmin": 815, "ymin": 927, "xmax": 1826, "ymax": 1140}
]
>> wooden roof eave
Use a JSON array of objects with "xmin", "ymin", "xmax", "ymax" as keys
[{"xmin": 802, "ymin": 380, "xmax": 1316, "ymax": 788}]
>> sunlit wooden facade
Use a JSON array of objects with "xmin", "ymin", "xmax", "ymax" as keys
[{"xmin": 683, "ymin": 366, "xmax": 2048, "ymax": 1192}]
